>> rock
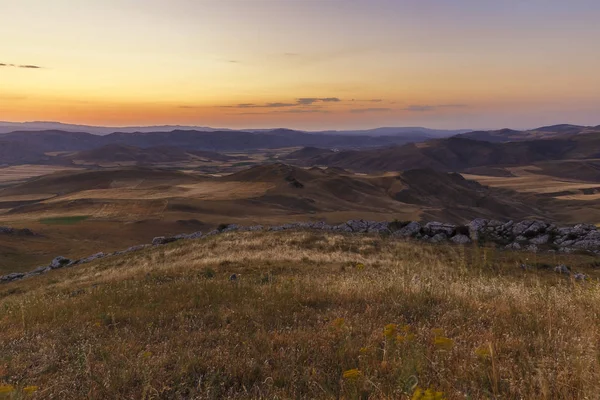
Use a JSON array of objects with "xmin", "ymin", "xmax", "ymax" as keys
[
  {"xmin": 79, "ymin": 252, "xmax": 105, "ymax": 264},
  {"xmin": 515, "ymin": 235, "xmax": 528, "ymax": 242},
  {"xmin": 530, "ymin": 234, "xmax": 550, "ymax": 245},
  {"xmin": 50, "ymin": 256, "xmax": 71, "ymax": 269},
  {"xmin": 0, "ymin": 226, "xmax": 35, "ymax": 236},
  {"xmin": 574, "ymin": 273, "xmax": 587, "ymax": 281},
  {"xmin": 30, "ymin": 265, "xmax": 50, "ymax": 275},
  {"xmin": 525, "ymin": 244, "xmax": 539, "ymax": 253},
  {"xmin": 505, "ymin": 242, "xmax": 521, "ymax": 250},
  {"xmin": 229, "ymin": 274, "xmax": 238, "ymax": 282},
  {"xmin": 571, "ymin": 239, "xmax": 600, "ymax": 250},
  {"xmin": 522, "ymin": 220, "xmax": 548, "ymax": 236},
  {"xmin": 554, "ymin": 264, "xmax": 571, "ymax": 275},
  {"xmin": 425, "ymin": 222, "xmax": 456, "ymax": 236},
  {"xmin": 430, "ymin": 233, "xmax": 447, "ymax": 243},
  {"xmin": 345, "ymin": 219, "xmax": 370, "ymax": 232},
  {"xmin": 393, "ymin": 221, "xmax": 422, "ymax": 237},
  {"xmin": 152, "ymin": 236, "xmax": 180, "ymax": 246},
  {"xmin": 0, "ymin": 272, "xmax": 25, "ymax": 283},
  {"xmin": 512, "ymin": 221, "xmax": 534, "ymax": 236},
  {"xmin": 468, "ymin": 218, "xmax": 488, "ymax": 240},
  {"xmin": 367, "ymin": 221, "xmax": 390, "ymax": 234},
  {"xmin": 450, "ymin": 234, "xmax": 471, "ymax": 245}
]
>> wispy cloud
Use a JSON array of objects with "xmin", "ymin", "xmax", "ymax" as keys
[
  {"xmin": 0, "ymin": 62, "xmax": 43, "ymax": 69},
  {"xmin": 349, "ymin": 107, "xmax": 392, "ymax": 114},
  {"xmin": 222, "ymin": 97, "xmax": 341, "ymax": 109},
  {"xmin": 403, "ymin": 104, "xmax": 467, "ymax": 112},
  {"xmin": 232, "ymin": 109, "xmax": 330, "ymax": 116}
]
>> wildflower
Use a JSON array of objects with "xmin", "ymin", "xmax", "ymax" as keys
[
  {"xmin": 359, "ymin": 346, "xmax": 370, "ymax": 354},
  {"xmin": 332, "ymin": 318, "xmax": 345, "ymax": 329},
  {"xmin": 397, "ymin": 333, "xmax": 416, "ymax": 343},
  {"xmin": 475, "ymin": 345, "xmax": 491, "ymax": 359},
  {"xmin": 356, "ymin": 263, "xmax": 365, "ymax": 270},
  {"xmin": 0, "ymin": 384, "xmax": 14, "ymax": 394},
  {"xmin": 142, "ymin": 351, "xmax": 153, "ymax": 358},
  {"xmin": 342, "ymin": 368, "xmax": 362, "ymax": 380},
  {"xmin": 401, "ymin": 324, "xmax": 412, "ymax": 333},
  {"xmin": 383, "ymin": 323, "xmax": 397, "ymax": 338},
  {"xmin": 23, "ymin": 386, "xmax": 39, "ymax": 394},
  {"xmin": 412, "ymin": 387, "xmax": 446, "ymax": 400},
  {"xmin": 433, "ymin": 336, "xmax": 454, "ymax": 350},
  {"xmin": 431, "ymin": 328, "xmax": 445, "ymax": 337}
]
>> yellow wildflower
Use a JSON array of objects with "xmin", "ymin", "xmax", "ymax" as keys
[
  {"xmin": 432, "ymin": 328, "xmax": 445, "ymax": 337},
  {"xmin": 383, "ymin": 323, "xmax": 397, "ymax": 338},
  {"xmin": 0, "ymin": 384, "xmax": 14, "ymax": 394},
  {"xmin": 332, "ymin": 318, "xmax": 345, "ymax": 329},
  {"xmin": 434, "ymin": 336, "xmax": 454, "ymax": 350},
  {"xmin": 412, "ymin": 387, "xmax": 446, "ymax": 400},
  {"xmin": 23, "ymin": 386, "xmax": 39, "ymax": 394},
  {"xmin": 397, "ymin": 333, "xmax": 416, "ymax": 343},
  {"xmin": 142, "ymin": 351, "xmax": 153, "ymax": 358},
  {"xmin": 402, "ymin": 324, "xmax": 412, "ymax": 333},
  {"xmin": 359, "ymin": 346, "xmax": 370, "ymax": 354},
  {"xmin": 342, "ymin": 368, "xmax": 362, "ymax": 380},
  {"xmin": 355, "ymin": 263, "xmax": 365, "ymax": 270},
  {"xmin": 475, "ymin": 345, "xmax": 491, "ymax": 359}
]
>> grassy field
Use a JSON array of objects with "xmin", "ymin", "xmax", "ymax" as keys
[
  {"xmin": 1, "ymin": 231, "xmax": 600, "ymax": 399},
  {"xmin": 39, "ymin": 215, "xmax": 90, "ymax": 225}
]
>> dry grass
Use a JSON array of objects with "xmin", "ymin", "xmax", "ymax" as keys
[
  {"xmin": 0, "ymin": 165, "xmax": 81, "ymax": 185},
  {"xmin": 1, "ymin": 232, "xmax": 600, "ymax": 399}
]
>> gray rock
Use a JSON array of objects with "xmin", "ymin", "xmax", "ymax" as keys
[
  {"xmin": 515, "ymin": 235, "xmax": 528, "ymax": 242},
  {"xmin": 505, "ymin": 242, "xmax": 522, "ymax": 250},
  {"xmin": 367, "ymin": 221, "xmax": 390, "ymax": 234},
  {"xmin": 522, "ymin": 220, "xmax": 548, "ymax": 236},
  {"xmin": 50, "ymin": 256, "xmax": 71, "ymax": 269},
  {"xmin": 525, "ymin": 244, "xmax": 539, "ymax": 253},
  {"xmin": 0, "ymin": 272, "xmax": 25, "ymax": 282},
  {"xmin": 512, "ymin": 221, "xmax": 534, "ymax": 236},
  {"xmin": 79, "ymin": 252, "xmax": 106, "ymax": 264},
  {"xmin": 529, "ymin": 234, "xmax": 550, "ymax": 245},
  {"xmin": 450, "ymin": 234, "xmax": 471, "ymax": 245},
  {"xmin": 430, "ymin": 233, "xmax": 447, "ymax": 243},
  {"xmin": 345, "ymin": 219, "xmax": 370, "ymax": 232},
  {"xmin": 393, "ymin": 221, "xmax": 422, "ymax": 237},
  {"xmin": 152, "ymin": 236, "xmax": 180, "ymax": 246},
  {"xmin": 425, "ymin": 222, "xmax": 456, "ymax": 236},
  {"xmin": 554, "ymin": 264, "xmax": 571, "ymax": 275},
  {"xmin": 468, "ymin": 218, "xmax": 488, "ymax": 240},
  {"xmin": 574, "ymin": 273, "xmax": 587, "ymax": 281},
  {"xmin": 572, "ymin": 239, "xmax": 600, "ymax": 250}
]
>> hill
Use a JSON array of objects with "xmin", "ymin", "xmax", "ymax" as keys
[
  {"xmin": 1, "ymin": 230, "xmax": 598, "ymax": 398},
  {"xmin": 294, "ymin": 133, "xmax": 600, "ymax": 173},
  {"xmin": 458, "ymin": 124, "xmax": 600, "ymax": 143},
  {"xmin": 0, "ymin": 141, "xmax": 49, "ymax": 165}
]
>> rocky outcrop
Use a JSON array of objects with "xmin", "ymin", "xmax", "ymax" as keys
[{"xmin": 2, "ymin": 218, "xmax": 599, "ymax": 285}]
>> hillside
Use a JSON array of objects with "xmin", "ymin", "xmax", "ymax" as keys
[
  {"xmin": 458, "ymin": 124, "xmax": 600, "ymax": 143},
  {"xmin": 1, "ymin": 230, "xmax": 599, "ymax": 398},
  {"xmin": 294, "ymin": 133, "xmax": 600, "ymax": 173}
]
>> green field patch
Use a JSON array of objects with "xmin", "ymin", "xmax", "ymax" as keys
[{"xmin": 39, "ymin": 215, "xmax": 91, "ymax": 225}]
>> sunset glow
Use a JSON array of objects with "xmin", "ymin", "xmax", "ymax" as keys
[{"xmin": 2, "ymin": 0, "xmax": 600, "ymax": 130}]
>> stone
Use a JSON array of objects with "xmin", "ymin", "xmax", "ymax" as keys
[
  {"xmin": 393, "ymin": 221, "xmax": 422, "ymax": 237},
  {"xmin": 367, "ymin": 221, "xmax": 390, "ymax": 234},
  {"xmin": 571, "ymin": 239, "xmax": 600, "ymax": 250},
  {"xmin": 529, "ymin": 234, "xmax": 550, "ymax": 245},
  {"xmin": 525, "ymin": 244, "xmax": 539, "ymax": 252},
  {"xmin": 505, "ymin": 242, "xmax": 521, "ymax": 250},
  {"xmin": 152, "ymin": 236, "xmax": 180, "ymax": 246},
  {"xmin": 50, "ymin": 256, "xmax": 71, "ymax": 269},
  {"xmin": 450, "ymin": 234, "xmax": 471, "ymax": 245},
  {"xmin": 425, "ymin": 222, "xmax": 456, "ymax": 236},
  {"xmin": 0, "ymin": 272, "xmax": 25, "ymax": 283},
  {"xmin": 79, "ymin": 252, "xmax": 105, "ymax": 264},
  {"xmin": 574, "ymin": 273, "xmax": 587, "ymax": 281},
  {"xmin": 430, "ymin": 233, "xmax": 447, "ymax": 243},
  {"xmin": 468, "ymin": 218, "xmax": 488, "ymax": 240},
  {"xmin": 554, "ymin": 264, "xmax": 571, "ymax": 275}
]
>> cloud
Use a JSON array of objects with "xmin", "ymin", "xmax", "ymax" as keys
[
  {"xmin": 404, "ymin": 104, "xmax": 467, "ymax": 112},
  {"xmin": 296, "ymin": 97, "xmax": 341, "ymax": 105},
  {"xmin": 232, "ymin": 109, "xmax": 329, "ymax": 116},
  {"xmin": 349, "ymin": 108, "xmax": 392, "ymax": 114},
  {"xmin": 223, "ymin": 97, "xmax": 341, "ymax": 109},
  {"xmin": 0, "ymin": 62, "xmax": 43, "ymax": 69}
]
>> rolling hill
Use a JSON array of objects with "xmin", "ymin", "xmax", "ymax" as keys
[
  {"xmin": 290, "ymin": 132, "xmax": 600, "ymax": 173},
  {"xmin": 458, "ymin": 124, "xmax": 600, "ymax": 143}
]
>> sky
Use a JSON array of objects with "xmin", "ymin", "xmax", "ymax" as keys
[{"xmin": 2, "ymin": 0, "xmax": 600, "ymax": 130}]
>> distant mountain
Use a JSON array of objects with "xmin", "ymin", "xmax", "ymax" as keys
[
  {"xmin": 289, "ymin": 131, "xmax": 600, "ymax": 173},
  {"xmin": 0, "ymin": 121, "xmax": 226, "ymax": 135},
  {"xmin": 458, "ymin": 124, "xmax": 599, "ymax": 143},
  {"xmin": 65, "ymin": 144, "xmax": 243, "ymax": 164}
]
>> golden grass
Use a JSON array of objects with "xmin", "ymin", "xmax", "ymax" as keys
[
  {"xmin": 461, "ymin": 172, "xmax": 600, "ymax": 195},
  {"xmin": 1, "ymin": 231, "xmax": 600, "ymax": 399},
  {"xmin": 0, "ymin": 165, "xmax": 81, "ymax": 184}
]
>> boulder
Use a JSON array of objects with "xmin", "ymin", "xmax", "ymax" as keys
[
  {"xmin": 554, "ymin": 264, "xmax": 571, "ymax": 275},
  {"xmin": 0, "ymin": 272, "xmax": 25, "ymax": 283},
  {"xmin": 50, "ymin": 256, "xmax": 71, "ymax": 269},
  {"xmin": 529, "ymin": 234, "xmax": 550, "ymax": 245},
  {"xmin": 152, "ymin": 236, "xmax": 180, "ymax": 246},
  {"xmin": 425, "ymin": 222, "xmax": 456, "ymax": 236},
  {"xmin": 450, "ymin": 234, "xmax": 471, "ymax": 245},
  {"xmin": 505, "ymin": 242, "xmax": 521, "ymax": 250},
  {"xmin": 430, "ymin": 233, "xmax": 447, "ymax": 243},
  {"xmin": 367, "ymin": 221, "xmax": 390, "ymax": 234},
  {"xmin": 468, "ymin": 218, "xmax": 488, "ymax": 240},
  {"xmin": 393, "ymin": 221, "xmax": 422, "ymax": 237},
  {"xmin": 79, "ymin": 252, "xmax": 106, "ymax": 264}
]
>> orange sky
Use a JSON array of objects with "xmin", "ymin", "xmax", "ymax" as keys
[{"xmin": 2, "ymin": 0, "xmax": 600, "ymax": 130}]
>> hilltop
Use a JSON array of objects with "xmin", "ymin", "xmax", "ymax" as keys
[{"xmin": 1, "ymin": 230, "xmax": 599, "ymax": 398}]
